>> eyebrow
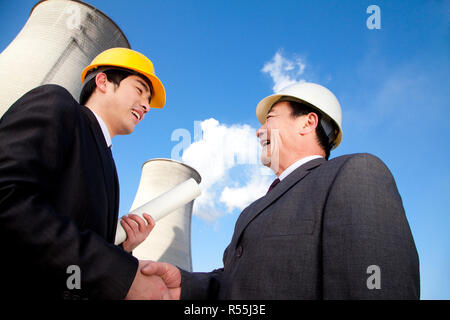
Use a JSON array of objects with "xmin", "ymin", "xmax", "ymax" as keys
[
  {"xmin": 135, "ymin": 79, "xmax": 152, "ymax": 104},
  {"xmin": 136, "ymin": 79, "xmax": 150, "ymax": 93}
]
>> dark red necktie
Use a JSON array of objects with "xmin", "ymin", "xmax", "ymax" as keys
[{"xmin": 267, "ymin": 178, "xmax": 280, "ymax": 194}]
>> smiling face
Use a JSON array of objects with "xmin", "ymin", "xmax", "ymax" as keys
[
  {"xmin": 101, "ymin": 74, "xmax": 152, "ymax": 136},
  {"xmin": 256, "ymin": 101, "xmax": 300, "ymax": 174},
  {"xmin": 256, "ymin": 101, "xmax": 322, "ymax": 175}
]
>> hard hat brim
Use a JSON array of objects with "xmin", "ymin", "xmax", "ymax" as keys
[{"xmin": 256, "ymin": 94, "xmax": 284, "ymax": 125}]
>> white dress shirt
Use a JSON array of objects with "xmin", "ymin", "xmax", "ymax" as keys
[
  {"xmin": 91, "ymin": 110, "xmax": 112, "ymax": 149},
  {"xmin": 278, "ymin": 155, "xmax": 323, "ymax": 181}
]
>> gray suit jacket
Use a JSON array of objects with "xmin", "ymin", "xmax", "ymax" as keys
[{"xmin": 180, "ymin": 153, "xmax": 420, "ymax": 299}]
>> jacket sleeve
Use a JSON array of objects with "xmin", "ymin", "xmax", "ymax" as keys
[
  {"xmin": 179, "ymin": 245, "xmax": 230, "ymax": 299},
  {"xmin": 179, "ymin": 268, "xmax": 224, "ymax": 300},
  {"xmin": 0, "ymin": 85, "xmax": 137, "ymax": 299},
  {"xmin": 322, "ymin": 153, "xmax": 420, "ymax": 299}
]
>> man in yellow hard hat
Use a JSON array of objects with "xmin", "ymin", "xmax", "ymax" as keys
[
  {"xmin": 142, "ymin": 82, "xmax": 420, "ymax": 300},
  {"xmin": 0, "ymin": 48, "xmax": 169, "ymax": 299}
]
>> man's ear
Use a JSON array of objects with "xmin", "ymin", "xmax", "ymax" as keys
[
  {"xmin": 94, "ymin": 72, "xmax": 108, "ymax": 93},
  {"xmin": 298, "ymin": 112, "xmax": 319, "ymax": 135}
]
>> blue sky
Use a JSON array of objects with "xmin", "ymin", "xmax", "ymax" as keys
[{"xmin": 1, "ymin": 0, "xmax": 448, "ymax": 299}]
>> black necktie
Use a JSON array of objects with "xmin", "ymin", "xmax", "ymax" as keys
[
  {"xmin": 107, "ymin": 145, "xmax": 120, "ymax": 241},
  {"xmin": 267, "ymin": 178, "xmax": 280, "ymax": 194}
]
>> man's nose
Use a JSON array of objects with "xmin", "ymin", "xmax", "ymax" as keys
[
  {"xmin": 256, "ymin": 125, "xmax": 266, "ymax": 138},
  {"xmin": 141, "ymin": 100, "xmax": 150, "ymax": 114}
]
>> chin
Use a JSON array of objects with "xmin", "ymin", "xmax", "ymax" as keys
[
  {"xmin": 126, "ymin": 122, "xmax": 137, "ymax": 134},
  {"xmin": 118, "ymin": 126, "xmax": 134, "ymax": 136},
  {"xmin": 261, "ymin": 156, "xmax": 271, "ymax": 167}
]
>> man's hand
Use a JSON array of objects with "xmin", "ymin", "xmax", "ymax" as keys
[
  {"xmin": 125, "ymin": 260, "xmax": 172, "ymax": 300},
  {"xmin": 140, "ymin": 261, "xmax": 182, "ymax": 300},
  {"xmin": 121, "ymin": 213, "xmax": 155, "ymax": 252}
]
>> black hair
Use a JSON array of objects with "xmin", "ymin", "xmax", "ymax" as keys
[
  {"xmin": 79, "ymin": 68, "xmax": 153, "ymax": 106},
  {"xmin": 286, "ymin": 100, "xmax": 333, "ymax": 160}
]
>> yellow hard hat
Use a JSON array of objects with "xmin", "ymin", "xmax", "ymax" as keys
[{"xmin": 81, "ymin": 47, "xmax": 166, "ymax": 109}]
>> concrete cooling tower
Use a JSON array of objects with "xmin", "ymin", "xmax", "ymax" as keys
[
  {"xmin": 0, "ymin": 0, "xmax": 130, "ymax": 117},
  {"xmin": 130, "ymin": 159, "xmax": 201, "ymax": 272}
]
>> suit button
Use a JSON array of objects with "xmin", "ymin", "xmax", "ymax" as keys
[{"xmin": 235, "ymin": 246, "xmax": 243, "ymax": 258}]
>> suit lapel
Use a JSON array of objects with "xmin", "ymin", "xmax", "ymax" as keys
[
  {"xmin": 233, "ymin": 157, "xmax": 326, "ymax": 247},
  {"xmin": 81, "ymin": 106, "xmax": 117, "ymax": 241}
]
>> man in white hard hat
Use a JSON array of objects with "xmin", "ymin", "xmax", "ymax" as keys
[{"xmin": 142, "ymin": 82, "xmax": 420, "ymax": 299}]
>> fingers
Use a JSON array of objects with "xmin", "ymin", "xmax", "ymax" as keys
[
  {"xmin": 141, "ymin": 262, "xmax": 181, "ymax": 285},
  {"xmin": 128, "ymin": 214, "xmax": 147, "ymax": 230},
  {"xmin": 143, "ymin": 214, "xmax": 156, "ymax": 232},
  {"xmin": 123, "ymin": 213, "xmax": 155, "ymax": 234},
  {"xmin": 121, "ymin": 214, "xmax": 150, "ymax": 239},
  {"xmin": 126, "ymin": 262, "xmax": 173, "ymax": 300},
  {"xmin": 120, "ymin": 217, "xmax": 136, "ymax": 240},
  {"xmin": 141, "ymin": 261, "xmax": 167, "ymax": 277},
  {"xmin": 121, "ymin": 214, "xmax": 155, "ymax": 252},
  {"xmin": 139, "ymin": 261, "xmax": 182, "ymax": 300}
]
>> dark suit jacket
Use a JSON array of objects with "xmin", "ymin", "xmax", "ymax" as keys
[
  {"xmin": 180, "ymin": 154, "xmax": 420, "ymax": 299},
  {"xmin": 0, "ymin": 84, "xmax": 137, "ymax": 299}
]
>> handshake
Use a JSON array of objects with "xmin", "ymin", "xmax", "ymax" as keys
[
  {"xmin": 118, "ymin": 213, "xmax": 183, "ymax": 300},
  {"xmin": 125, "ymin": 260, "xmax": 182, "ymax": 300}
]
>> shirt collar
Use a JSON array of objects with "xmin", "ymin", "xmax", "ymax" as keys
[
  {"xmin": 91, "ymin": 110, "xmax": 112, "ymax": 149},
  {"xmin": 278, "ymin": 155, "xmax": 323, "ymax": 181}
]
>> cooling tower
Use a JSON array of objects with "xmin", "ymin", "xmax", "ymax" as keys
[
  {"xmin": 131, "ymin": 159, "xmax": 201, "ymax": 272},
  {"xmin": 0, "ymin": 0, "xmax": 130, "ymax": 117}
]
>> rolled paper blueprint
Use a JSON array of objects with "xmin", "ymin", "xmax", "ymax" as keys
[{"xmin": 114, "ymin": 178, "xmax": 201, "ymax": 245}]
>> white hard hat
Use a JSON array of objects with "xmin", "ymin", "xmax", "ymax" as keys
[{"xmin": 256, "ymin": 82, "xmax": 343, "ymax": 149}]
